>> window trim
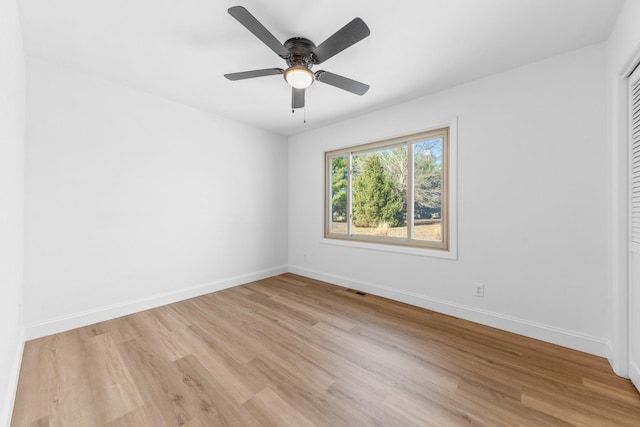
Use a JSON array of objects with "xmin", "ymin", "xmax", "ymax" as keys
[{"xmin": 324, "ymin": 119, "xmax": 457, "ymax": 259}]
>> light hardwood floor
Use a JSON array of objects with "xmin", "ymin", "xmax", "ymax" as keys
[{"xmin": 11, "ymin": 273, "xmax": 640, "ymax": 426}]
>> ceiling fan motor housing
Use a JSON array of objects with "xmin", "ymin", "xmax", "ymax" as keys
[
  {"xmin": 284, "ymin": 37, "xmax": 317, "ymax": 68},
  {"xmin": 283, "ymin": 38, "xmax": 317, "ymax": 88}
]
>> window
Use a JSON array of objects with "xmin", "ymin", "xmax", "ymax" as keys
[{"xmin": 325, "ymin": 126, "xmax": 453, "ymax": 253}]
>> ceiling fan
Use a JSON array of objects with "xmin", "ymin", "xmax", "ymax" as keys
[{"xmin": 224, "ymin": 6, "xmax": 370, "ymax": 111}]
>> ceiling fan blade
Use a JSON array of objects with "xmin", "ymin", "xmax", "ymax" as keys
[
  {"xmin": 292, "ymin": 87, "xmax": 305, "ymax": 109},
  {"xmin": 315, "ymin": 71, "xmax": 369, "ymax": 95},
  {"xmin": 228, "ymin": 6, "xmax": 290, "ymax": 58},
  {"xmin": 224, "ymin": 68, "xmax": 284, "ymax": 81},
  {"xmin": 312, "ymin": 18, "xmax": 370, "ymax": 64}
]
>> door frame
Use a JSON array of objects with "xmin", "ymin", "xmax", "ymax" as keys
[
  {"xmin": 629, "ymin": 61, "xmax": 640, "ymax": 388},
  {"xmin": 611, "ymin": 47, "xmax": 640, "ymax": 379}
]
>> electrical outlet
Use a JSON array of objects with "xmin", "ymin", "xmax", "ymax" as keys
[
  {"xmin": 303, "ymin": 253, "xmax": 307, "ymax": 263},
  {"xmin": 473, "ymin": 283, "xmax": 484, "ymax": 297}
]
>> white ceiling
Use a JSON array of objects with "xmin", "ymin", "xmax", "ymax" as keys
[{"xmin": 17, "ymin": 0, "xmax": 625, "ymax": 136}]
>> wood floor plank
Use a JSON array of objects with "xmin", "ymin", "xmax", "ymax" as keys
[
  {"xmin": 182, "ymin": 297, "xmax": 258, "ymax": 365},
  {"xmin": 326, "ymin": 377, "xmax": 420, "ymax": 427},
  {"xmin": 217, "ymin": 296, "xmax": 339, "ymax": 391},
  {"xmin": 172, "ymin": 355, "xmax": 261, "ymax": 426},
  {"xmin": 166, "ymin": 325, "xmax": 260, "ymax": 404},
  {"xmin": 28, "ymin": 417, "xmax": 49, "ymax": 427},
  {"xmin": 11, "ymin": 338, "xmax": 51, "ymax": 424},
  {"xmin": 118, "ymin": 338, "xmax": 194, "ymax": 426},
  {"xmin": 103, "ymin": 406, "xmax": 159, "ymax": 427},
  {"xmin": 89, "ymin": 316, "xmax": 144, "ymax": 345},
  {"xmin": 242, "ymin": 387, "xmax": 316, "ymax": 427},
  {"xmin": 46, "ymin": 331, "xmax": 103, "ymax": 426},
  {"xmin": 242, "ymin": 357, "xmax": 375, "ymax": 426},
  {"xmin": 582, "ymin": 376, "xmax": 640, "ymax": 409},
  {"xmin": 11, "ymin": 273, "xmax": 640, "ymax": 426},
  {"xmin": 383, "ymin": 386, "xmax": 479, "ymax": 427},
  {"xmin": 270, "ymin": 293, "xmax": 356, "ymax": 331},
  {"xmin": 127, "ymin": 311, "xmax": 188, "ymax": 363},
  {"xmin": 83, "ymin": 333, "xmax": 144, "ymax": 423}
]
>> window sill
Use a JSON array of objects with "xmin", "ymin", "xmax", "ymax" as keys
[{"xmin": 320, "ymin": 237, "xmax": 457, "ymax": 260}]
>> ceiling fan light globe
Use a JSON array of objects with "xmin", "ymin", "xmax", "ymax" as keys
[{"xmin": 285, "ymin": 67, "xmax": 314, "ymax": 89}]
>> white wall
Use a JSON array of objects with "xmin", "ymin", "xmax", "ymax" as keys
[
  {"xmin": 607, "ymin": 0, "xmax": 640, "ymax": 378},
  {"xmin": 0, "ymin": 0, "xmax": 25, "ymax": 424},
  {"xmin": 289, "ymin": 44, "xmax": 609, "ymax": 356},
  {"xmin": 24, "ymin": 58, "xmax": 289, "ymax": 338}
]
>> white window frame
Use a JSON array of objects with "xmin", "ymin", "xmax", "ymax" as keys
[{"xmin": 323, "ymin": 119, "xmax": 457, "ymax": 260}]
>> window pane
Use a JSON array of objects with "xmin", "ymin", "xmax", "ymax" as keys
[
  {"xmin": 352, "ymin": 147, "xmax": 407, "ymax": 238},
  {"xmin": 329, "ymin": 155, "xmax": 348, "ymax": 235},
  {"xmin": 413, "ymin": 138, "xmax": 443, "ymax": 242},
  {"xmin": 324, "ymin": 126, "xmax": 451, "ymax": 252}
]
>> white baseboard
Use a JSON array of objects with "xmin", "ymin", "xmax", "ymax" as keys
[
  {"xmin": 25, "ymin": 265, "xmax": 288, "ymax": 340},
  {"xmin": 2, "ymin": 326, "xmax": 25, "ymax": 427},
  {"xmin": 607, "ymin": 342, "xmax": 618, "ymax": 375},
  {"xmin": 22, "ymin": 263, "xmax": 610, "ymax": 358},
  {"xmin": 631, "ymin": 360, "xmax": 640, "ymax": 393},
  {"xmin": 607, "ymin": 341, "xmax": 630, "ymax": 378},
  {"xmin": 289, "ymin": 265, "xmax": 609, "ymax": 358}
]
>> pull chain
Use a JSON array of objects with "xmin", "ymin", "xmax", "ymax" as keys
[{"xmin": 291, "ymin": 107, "xmax": 307, "ymax": 124}]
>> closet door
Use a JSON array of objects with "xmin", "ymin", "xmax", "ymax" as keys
[{"xmin": 629, "ymin": 63, "xmax": 640, "ymax": 389}]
